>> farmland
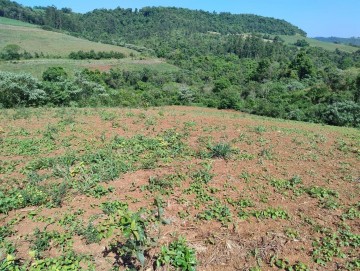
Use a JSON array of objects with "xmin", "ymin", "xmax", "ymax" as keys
[
  {"xmin": 0, "ymin": 106, "xmax": 359, "ymax": 270},
  {"xmin": 0, "ymin": 20, "xmax": 134, "ymax": 57}
]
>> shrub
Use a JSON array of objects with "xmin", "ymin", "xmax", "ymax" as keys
[
  {"xmin": 42, "ymin": 67, "xmax": 68, "ymax": 82},
  {"xmin": 321, "ymin": 101, "xmax": 360, "ymax": 127},
  {"xmin": 0, "ymin": 71, "xmax": 47, "ymax": 108}
]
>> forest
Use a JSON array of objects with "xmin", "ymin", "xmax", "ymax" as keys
[{"xmin": 0, "ymin": 0, "xmax": 360, "ymax": 127}]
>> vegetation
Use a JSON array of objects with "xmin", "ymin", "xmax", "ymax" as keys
[
  {"xmin": 0, "ymin": 106, "xmax": 358, "ymax": 270},
  {"xmin": 1, "ymin": 1, "xmax": 359, "ymax": 270}
]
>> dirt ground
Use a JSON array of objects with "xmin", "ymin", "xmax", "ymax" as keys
[{"xmin": 0, "ymin": 106, "xmax": 359, "ymax": 270}]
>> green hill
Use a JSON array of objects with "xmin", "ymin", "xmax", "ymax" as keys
[
  {"xmin": 0, "ymin": 16, "xmax": 37, "ymax": 27},
  {"xmin": 0, "ymin": 23, "xmax": 134, "ymax": 57},
  {"xmin": 278, "ymin": 34, "xmax": 358, "ymax": 53},
  {"xmin": 0, "ymin": 18, "xmax": 178, "ymax": 78},
  {"xmin": 314, "ymin": 36, "xmax": 360, "ymax": 46}
]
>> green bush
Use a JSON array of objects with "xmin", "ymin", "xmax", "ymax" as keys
[
  {"xmin": 0, "ymin": 71, "xmax": 46, "ymax": 108},
  {"xmin": 321, "ymin": 101, "xmax": 360, "ymax": 127}
]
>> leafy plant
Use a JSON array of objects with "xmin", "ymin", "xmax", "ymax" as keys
[
  {"xmin": 251, "ymin": 208, "xmax": 289, "ymax": 220},
  {"xmin": 156, "ymin": 237, "xmax": 197, "ymax": 271},
  {"xmin": 197, "ymin": 201, "xmax": 232, "ymax": 225},
  {"xmin": 208, "ymin": 142, "xmax": 234, "ymax": 159}
]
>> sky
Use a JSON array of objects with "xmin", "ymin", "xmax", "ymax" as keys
[{"xmin": 14, "ymin": 0, "xmax": 360, "ymax": 38}]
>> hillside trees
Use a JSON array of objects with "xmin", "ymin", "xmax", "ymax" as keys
[{"xmin": 288, "ymin": 50, "xmax": 316, "ymax": 79}]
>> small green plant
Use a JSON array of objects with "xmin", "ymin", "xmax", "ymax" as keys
[
  {"xmin": 253, "ymin": 125, "xmax": 267, "ymax": 134},
  {"xmin": 251, "ymin": 208, "xmax": 289, "ymax": 220},
  {"xmin": 208, "ymin": 142, "xmax": 234, "ymax": 159},
  {"xmin": 270, "ymin": 256, "xmax": 309, "ymax": 271},
  {"xmin": 342, "ymin": 204, "xmax": 360, "ymax": 220},
  {"xmin": 305, "ymin": 186, "xmax": 338, "ymax": 199},
  {"xmin": 270, "ymin": 175, "xmax": 302, "ymax": 190},
  {"xmin": 312, "ymin": 233, "xmax": 344, "ymax": 265},
  {"xmin": 101, "ymin": 200, "xmax": 128, "ymax": 215},
  {"xmin": 197, "ymin": 201, "xmax": 232, "ymax": 225},
  {"xmin": 156, "ymin": 237, "xmax": 197, "ymax": 271},
  {"xmin": 285, "ymin": 228, "xmax": 300, "ymax": 239}
]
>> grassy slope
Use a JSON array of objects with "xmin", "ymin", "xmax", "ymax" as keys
[
  {"xmin": 0, "ymin": 24, "xmax": 135, "ymax": 57},
  {"xmin": 279, "ymin": 34, "xmax": 358, "ymax": 53},
  {"xmin": 0, "ymin": 16, "xmax": 37, "ymax": 27},
  {"xmin": 0, "ymin": 18, "xmax": 178, "ymax": 77}
]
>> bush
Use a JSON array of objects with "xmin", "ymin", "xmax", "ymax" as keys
[
  {"xmin": 42, "ymin": 67, "xmax": 68, "ymax": 82},
  {"xmin": 321, "ymin": 101, "xmax": 360, "ymax": 127},
  {"xmin": 0, "ymin": 71, "xmax": 47, "ymax": 108}
]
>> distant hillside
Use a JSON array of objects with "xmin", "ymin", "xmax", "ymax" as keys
[
  {"xmin": 314, "ymin": 36, "xmax": 360, "ymax": 47},
  {"xmin": 0, "ymin": 0, "xmax": 306, "ymax": 44},
  {"xmin": 278, "ymin": 35, "xmax": 359, "ymax": 53},
  {"xmin": 0, "ymin": 18, "xmax": 135, "ymax": 57}
]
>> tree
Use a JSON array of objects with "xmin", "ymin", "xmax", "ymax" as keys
[
  {"xmin": 294, "ymin": 39, "xmax": 310, "ymax": 47},
  {"xmin": 42, "ymin": 67, "xmax": 68, "ymax": 82},
  {"xmin": 1, "ymin": 44, "xmax": 21, "ymax": 60},
  {"xmin": 355, "ymin": 75, "xmax": 360, "ymax": 103},
  {"xmin": 289, "ymin": 50, "xmax": 316, "ymax": 80}
]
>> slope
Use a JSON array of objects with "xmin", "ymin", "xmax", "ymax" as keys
[
  {"xmin": 0, "ymin": 21, "xmax": 134, "ymax": 57},
  {"xmin": 0, "ymin": 18, "xmax": 178, "ymax": 78},
  {"xmin": 278, "ymin": 35, "xmax": 358, "ymax": 53},
  {"xmin": 0, "ymin": 106, "xmax": 359, "ymax": 270}
]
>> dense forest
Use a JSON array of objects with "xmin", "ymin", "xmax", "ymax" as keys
[{"xmin": 0, "ymin": 0, "xmax": 360, "ymax": 127}]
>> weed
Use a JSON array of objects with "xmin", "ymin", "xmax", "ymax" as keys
[
  {"xmin": 251, "ymin": 208, "xmax": 289, "ymax": 220},
  {"xmin": 285, "ymin": 228, "xmax": 300, "ymax": 240},
  {"xmin": 270, "ymin": 257, "xmax": 309, "ymax": 271},
  {"xmin": 101, "ymin": 200, "xmax": 128, "ymax": 215},
  {"xmin": 208, "ymin": 142, "xmax": 234, "ymax": 159},
  {"xmin": 305, "ymin": 186, "xmax": 338, "ymax": 199},
  {"xmin": 85, "ymin": 185, "xmax": 114, "ymax": 198},
  {"xmin": 253, "ymin": 125, "xmax": 267, "ymax": 134},
  {"xmin": 156, "ymin": 237, "xmax": 196, "ymax": 271},
  {"xmin": 197, "ymin": 201, "xmax": 232, "ymax": 225},
  {"xmin": 270, "ymin": 175, "xmax": 302, "ymax": 191},
  {"xmin": 142, "ymin": 173, "xmax": 184, "ymax": 195}
]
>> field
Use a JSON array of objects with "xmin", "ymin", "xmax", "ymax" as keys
[
  {"xmin": 0, "ymin": 17, "xmax": 37, "ymax": 27},
  {"xmin": 0, "ymin": 23, "xmax": 135, "ymax": 57},
  {"xmin": 0, "ymin": 106, "xmax": 359, "ymax": 270},
  {"xmin": 278, "ymin": 35, "xmax": 358, "ymax": 53}
]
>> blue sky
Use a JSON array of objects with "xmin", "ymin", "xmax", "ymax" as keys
[{"xmin": 14, "ymin": 0, "xmax": 360, "ymax": 37}]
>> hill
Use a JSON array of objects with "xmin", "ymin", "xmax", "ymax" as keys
[
  {"xmin": 0, "ymin": 18, "xmax": 178, "ymax": 78},
  {"xmin": 278, "ymin": 35, "xmax": 359, "ymax": 53},
  {"xmin": 0, "ymin": 106, "xmax": 359, "ymax": 270},
  {"xmin": 314, "ymin": 36, "xmax": 360, "ymax": 47},
  {"xmin": 0, "ymin": 1, "xmax": 306, "ymax": 43},
  {"xmin": 0, "ymin": 20, "xmax": 134, "ymax": 57}
]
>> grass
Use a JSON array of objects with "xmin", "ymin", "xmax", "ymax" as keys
[
  {"xmin": 0, "ymin": 23, "xmax": 135, "ymax": 57},
  {"xmin": 0, "ymin": 17, "xmax": 37, "ymax": 28},
  {"xmin": 0, "ymin": 106, "xmax": 359, "ymax": 270},
  {"xmin": 278, "ymin": 34, "xmax": 358, "ymax": 53},
  {"xmin": 0, "ymin": 20, "xmax": 179, "ymax": 77}
]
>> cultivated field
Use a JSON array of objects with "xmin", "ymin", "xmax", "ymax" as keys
[
  {"xmin": 0, "ymin": 106, "xmax": 359, "ymax": 270},
  {"xmin": 0, "ymin": 23, "xmax": 135, "ymax": 57}
]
